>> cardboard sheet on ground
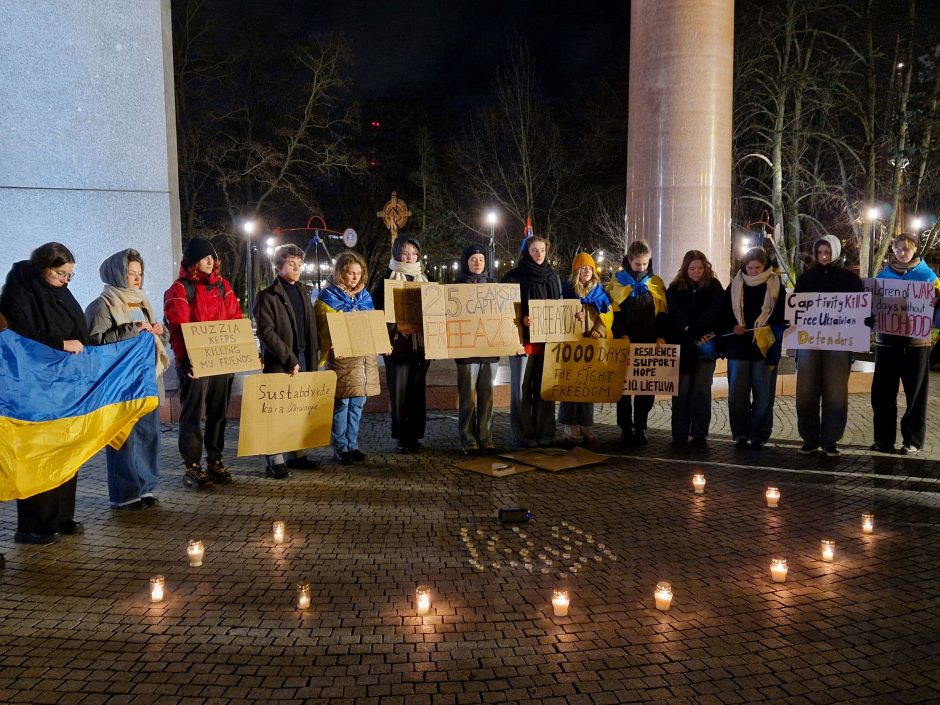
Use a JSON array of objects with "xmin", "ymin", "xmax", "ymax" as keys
[
  {"xmin": 181, "ymin": 318, "xmax": 261, "ymax": 378},
  {"xmin": 326, "ymin": 310, "xmax": 392, "ymax": 357},
  {"xmin": 623, "ymin": 343, "xmax": 680, "ymax": 395},
  {"xmin": 383, "ymin": 279, "xmax": 432, "ymax": 326},
  {"xmin": 783, "ymin": 291, "xmax": 871, "ymax": 352},
  {"xmin": 497, "ymin": 446, "xmax": 608, "ymax": 472},
  {"xmin": 865, "ymin": 278, "xmax": 935, "ymax": 340},
  {"xmin": 237, "ymin": 371, "xmax": 337, "ymax": 456},
  {"xmin": 541, "ymin": 339, "xmax": 632, "ymax": 402},
  {"xmin": 422, "ymin": 282, "xmax": 524, "ymax": 359},
  {"xmin": 453, "ymin": 457, "xmax": 535, "ymax": 477},
  {"xmin": 527, "ymin": 299, "xmax": 584, "ymax": 343}
]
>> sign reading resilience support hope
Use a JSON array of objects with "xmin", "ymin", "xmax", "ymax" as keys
[
  {"xmin": 866, "ymin": 278, "xmax": 935, "ymax": 340},
  {"xmin": 422, "ymin": 283, "xmax": 524, "ymax": 359},
  {"xmin": 623, "ymin": 344, "xmax": 680, "ymax": 395},
  {"xmin": 181, "ymin": 318, "xmax": 261, "ymax": 377},
  {"xmin": 784, "ymin": 291, "xmax": 871, "ymax": 352},
  {"xmin": 541, "ymin": 339, "xmax": 632, "ymax": 402}
]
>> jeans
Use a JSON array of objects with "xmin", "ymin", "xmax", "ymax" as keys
[
  {"xmin": 178, "ymin": 370, "xmax": 234, "ymax": 466},
  {"xmin": 871, "ymin": 344, "xmax": 930, "ymax": 448},
  {"xmin": 727, "ymin": 358, "xmax": 778, "ymax": 442},
  {"xmin": 671, "ymin": 359, "xmax": 716, "ymax": 441},
  {"xmin": 557, "ymin": 402, "xmax": 593, "ymax": 427},
  {"xmin": 385, "ymin": 356, "xmax": 429, "ymax": 443},
  {"xmin": 106, "ymin": 406, "xmax": 161, "ymax": 505},
  {"xmin": 795, "ymin": 349, "xmax": 851, "ymax": 447},
  {"xmin": 617, "ymin": 394, "xmax": 654, "ymax": 433},
  {"xmin": 508, "ymin": 354, "xmax": 555, "ymax": 446},
  {"xmin": 456, "ymin": 361, "xmax": 497, "ymax": 449},
  {"xmin": 267, "ymin": 357, "xmax": 307, "ymax": 469},
  {"xmin": 332, "ymin": 396, "xmax": 366, "ymax": 454}
]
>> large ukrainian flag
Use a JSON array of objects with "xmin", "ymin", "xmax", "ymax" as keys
[{"xmin": 0, "ymin": 329, "xmax": 159, "ymax": 500}]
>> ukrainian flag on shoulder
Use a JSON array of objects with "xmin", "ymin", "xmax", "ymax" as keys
[{"xmin": 0, "ymin": 329, "xmax": 158, "ymax": 500}]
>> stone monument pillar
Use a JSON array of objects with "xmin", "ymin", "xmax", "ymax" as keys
[
  {"xmin": 0, "ymin": 0, "xmax": 181, "ymax": 317},
  {"xmin": 626, "ymin": 0, "xmax": 734, "ymax": 281}
]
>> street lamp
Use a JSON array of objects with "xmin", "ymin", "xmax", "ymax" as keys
[
  {"xmin": 911, "ymin": 216, "xmax": 925, "ymax": 231},
  {"xmin": 485, "ymin": 210, "xmax": 499, "ymax": 278},
  {"xmin": 866, "ymin": 207, "xmax": 884, "ymax": 275},
  {"xmin": 242, "ymin": 219, "xmax": 258, "ymax": 318}
]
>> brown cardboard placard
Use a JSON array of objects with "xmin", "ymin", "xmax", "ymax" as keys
[
  {"xmin": 527, "ymin": 299, "xmax": 584, "ymax": 343},
  {"xmin": 453, "ymin": 457, "xmax": 535, "ymax": 477},
  {"xmin": 498, "ymin": 446, "xmax": 608, "ymax": 472},
  {"xmin": 326, "ymin": 310, "xmax": 392, "ymax": 358},
  {"xmin": 541, "ymin": 338, "xmax": 632, "ymax": 402},
  {"xmin": 236, "ymin": 371, "xmax": 337, "ymax": 456},
  {"xmin": 623, "ymin": 343, "xmax": 680, "ymax": 395},
  {"xmin": 181, "ymin": 318, "xmax": 261, "ymax": 378},
  {"xmin": 383, "ymin": 279, "xmax": 432, "ymax": 326},
  {"xmin": 422, "ymin": 282, "xmax": 524, "ymax": 359}
]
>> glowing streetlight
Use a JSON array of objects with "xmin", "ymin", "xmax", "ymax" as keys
[
  {"xmin": 266, "ymin": 237, "xmax": 276, "ymax": 247},
  {"xmin": 867, "ymin": 206, "xmax": 882, "ymax": 221},
  {"xmin": 242, "ymin": 219, "xmax": 258, "ymax": 235},
  {"xmin": 242, "ymin": 219, "xmax": 258, "ymax": 320},
  {"xmin": 485, "ymin": 210, "xmax": 499, "ymax": 278},
  {"xmin": 911, "ymin": 216, "xmax": 925, "ymax": 230}
]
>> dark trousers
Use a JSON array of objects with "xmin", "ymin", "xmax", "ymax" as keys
[
  {"xmin": 17, "ymin": 474, "xmax": 77, "ymax": 535},
  {"xmin": 178, "ymin": 370, "xmax": 234, "ymax": 466},
  {"xmin": 617, "ymin": 394, "xmax": 654, "ymax": 433},
  {"xmin": 671, "ymin": 359, "xmax": 717, "ymax": 441},
  {"xmin": 871, "ymin": 344, "xmax": 930, "ymax": 448},
  {"xmin": 385, "ymin": 356, "xmax": 430, "ymax": 443}
]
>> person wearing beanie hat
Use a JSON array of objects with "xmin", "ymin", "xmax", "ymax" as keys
[
  {"xmin": 557, "ymin": 252, "xmax": 612, "ymax": 444},
  {"xmin": 792, "ymin": 236, "xmax": 864, "ymax": 457},
  {"xmin": 164, "ymin": 238, "xmax": 243, "ymax": 488},
  {"xmin": 869, "ymin": 232, "xmax": 940, "ymax": 455}
]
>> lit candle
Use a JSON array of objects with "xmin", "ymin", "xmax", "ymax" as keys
[
  {"xmin": 187, "ymin": 540, "xmax": 204, "ymax": 567},
  {"xmin": 692, "ymin": 474, "xmax": 706, "ymax": 494},
  {"xmin": 272, "ymin": 521, "xmax": 285, "ymax": 544},
  {"xmin": 150, "ymin": 575, "xmax": 165, "ymax": 603},
  {"xmin": 765, "ymin": 487, "xmax": 781, "ymax": 508},
  {"xmin": 416, "ymin": 585, "xmax": 431, "ymax": 615},
  {"xmin": 820, "ymin": 539, "xmax": 835, "ymax": 562},
  {"xmin": 551, "ymin": 588, "xmax": 570, "ymax": 617},
  {"xmin": 296, "ymin": 581, "xmax": 311, "ymax": 610},
  {"xmin": 862, "ymin": 513, "xmax": 874, "ymax": 534},
  {"xmin": 770, "ymin": 558, "xmax": 788, "ymax": 583},
  {"xmin": 654, "ymin": 581, "xmax": 673, "ymax": 611}
]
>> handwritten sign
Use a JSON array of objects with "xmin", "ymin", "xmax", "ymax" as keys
[
  {"xmin": 236, "ymin": 371, "xmax": 336, "ymax": 456},
  {"xmin": 623, "ymin": 344, "xmax": 680, "ymax": 395},
  {"xmin": 784, "ymin": 291, "xmax": 871, "ymax": 352},
  {"xmin": 541, "ymin": 339, "xmax": 632, "ymax": 402},
  {"xmin": 422, "ymin": 283, "xmax": 524, "ymax": 359},
  {"xmin": 383, "ymin": 279, "xmax": 431, "ymax": 326},
  {"xmin": 527, "ymin": 299, "xmax": 584, "ymax": 343},
  {"xmin": 181, "ymin": 318, "xmax": 261, "ymax": 378},
  {"xmin": 326, "ymin": 310, "xmax": 392, "ymax": 357},
  {"xmin": 866, "ymin": 278, "xmax": 935, "ymax": 340}
]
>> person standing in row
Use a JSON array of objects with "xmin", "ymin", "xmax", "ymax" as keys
[
  {"xmin": 502, "ymin": 235, "xmax": 562, "ymax": 448},
  {"xmin": 666, "ymin": 250, "xmax": 724, "ymax": 446},
  {"xmin": 606, "ymin": 240, "xmax": 668, "ymax": 444},
  {"xmin": 164, "ymin": 238, "xmax": 242, "ymax": 488},
  {"xmin": 253, "ymin": 244, "xmax": 321, "ymax": 478},
  {"xmin": 454, "ymin": 244, "xmax": 499, "ymax": 454},
  {"xmin": 85, "ymin": 249, "xmax": 170, "ymax": 509},
  {"xmin": 870, "ymin": 233, "xmax": 940, "ymax": 455},
  {"xmin": 558, "ymin": 252, "xmax": 611, "ymax": 444},
  {"xmin": 0, "ymin": 242, "xmax": 88, "ymax": 543}
]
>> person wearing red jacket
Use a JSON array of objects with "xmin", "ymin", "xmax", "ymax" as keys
[{"xmin": 164, "ymin": 238, "xmax": 242, "ymax": 488}]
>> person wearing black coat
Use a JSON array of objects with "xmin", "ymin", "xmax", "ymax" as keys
[{"xmin": 0, "ymin": 242, "xmax": 89, "ymax": 544}]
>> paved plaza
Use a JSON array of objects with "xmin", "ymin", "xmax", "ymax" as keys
[{"xmin": 1, "ymin": 382, "xmax": 939, "ymax": 705}]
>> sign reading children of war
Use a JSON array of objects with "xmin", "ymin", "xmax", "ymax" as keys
[
  {"xmin": 541, "ymin": 339, "xmax": 632, "ymax": 402},
  {"xmin": 326, "ymin": 310, "xmax": 392, "ymax": 357},
  {"xmin": 237, "ymin": 371, "xmax": 337, "ymax": 456},
  {"xmin": 421, "ymin": 283, "xmax": 524, "ymax": 359},
  {"xmin": 865, "ymin": 278, "xmax": 935, "ymax": 340},
  {"xmin": 527, "ymin": 299, "xmax": 584, "ymax": 343},
  {"xmin": 181, "ymin": 318, "xmax": 261, "ymax": 378},
  {"xmin": 623, "ymin": 344, "xmax": 680, "ymax": 395},
  {"xmin": 383, "ymin": 279, "xmax": 431, "ymax": 326},
  {"xmin": 783, "ymin": 291, "xmax": 872, "ymax": 352}
]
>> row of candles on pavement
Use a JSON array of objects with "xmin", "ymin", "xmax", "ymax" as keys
[{"xmin": 148, "ymin": 478, "xmax": 878, "ymax": 612}]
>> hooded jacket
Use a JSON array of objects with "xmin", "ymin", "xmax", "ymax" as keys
[{"xmin": 163, "ymin": 264, "xmax": 242, "ymax": 364}]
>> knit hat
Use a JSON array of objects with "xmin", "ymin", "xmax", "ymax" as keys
[
  {"xmin": 461, "ymin": 244, "xmax": 486, "ymax": 275},
  {"xmin": 571, "ymin": 253, "xmax": 597, "ymax": 273},
  {"xmin": 813, "ymin": 235, "xmax": 841, "ymax": 262},
  {"xmin": 182, "ymin": 237, "xmax": 217, "ymax": 267}
]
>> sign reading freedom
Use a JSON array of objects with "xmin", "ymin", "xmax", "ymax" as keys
[
  {"xmin": 422, "ymin": 283, "xmax": 524, "ymax": 359},
  {"xmin": 540, "ymin": 339, "xmax": 632, "ymax": 402},
  {"xmin": 181, "ymin": 318, "xmax": 261, "ymax": 378}
]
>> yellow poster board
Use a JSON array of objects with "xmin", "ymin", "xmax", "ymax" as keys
[
  {"xmin": 540, "ymin": 339, "xmax": 632, "ymax": 402},
  {"xmin": 237, "ymin": 371, "xmax": 336, "ymax": 456},
  {"xmin": 383, "ymin": 279, "xmax": 432, "ymax": 326},
  {"xmin": 623, "ymin": 343, "xmax": 680, "ymax": 395},
  {"xmin": 421, "ymin": 283, "xmax": 524, "ymax": 359},
  {"xmin": 181, "ymin": 318, "xmax": 261, "ymax": 378},
  {"xmin": 527, "ymin": 299, "xmax": 584, "ymax": 343},
  {"xmin": 326, "ymin": 310, "xmax": 392, "ymax": 358}
]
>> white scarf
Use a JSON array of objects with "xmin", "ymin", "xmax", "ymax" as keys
[
  {"xmin": 730, "ymin": 269, "xmax": 780, "ymax": 330},
  {"xmin": 387, "ymin": 259, "xmax": 429, "ymax": 282},
  {"xmin": 99, "ymin": 284, "xmax": 170, "ymax": 376}
]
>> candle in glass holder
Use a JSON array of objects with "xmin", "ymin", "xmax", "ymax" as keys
[
  {"xmin": 296, "ymin": 581, "xmax": 311, "ymax": 610},
  {"xmin": 820, "ymin": 539, "xmax": 835, "ymax": 562},
  {"xmin": 150, "ymin": 575, "xmax": 165, "ymax": 603},
  {"xmin": 654, "ymin": 582, "xmax": 673, "ymax": 611},
  {"xmin": 416, "ymin": 585, "xmax": 431, "ymax": 615},
  {"xmin": 272, "ymin": 521, "xmax": 285, "ymax": 544},
  {"xmin": 551, "ymin": 588, "xmax": 570, "ymax": 617},
  {"xmin": 765, "ymin": 487, "xmax": 781, "ymax": 508},
  {"xmin": 770, "ymin": 558, "xmax": 788, "ymax": 583},
  {"xmin": 187, "ymin": 540, "xmax": 204, "ymax": 567},
  {"xmin": 862, "ymin": 513, "xmax": 874, "ymax": 534},
  {"xmin": 692, "ymin": 474, "xmax": 706, "ymax": 494}
]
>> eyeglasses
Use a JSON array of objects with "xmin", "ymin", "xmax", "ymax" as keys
[{"xmin": 50, "ymin": 269, "xmax": 75, "ymax": 282}]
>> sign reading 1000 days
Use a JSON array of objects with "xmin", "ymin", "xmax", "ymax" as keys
[{"xmin": 541, "ymin": 339, "xmax": 633, "ymax": 402}]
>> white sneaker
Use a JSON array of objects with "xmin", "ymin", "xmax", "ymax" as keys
[{"xmin": 563, "ymin": 425, "xmax": 584, "ymax": 444}]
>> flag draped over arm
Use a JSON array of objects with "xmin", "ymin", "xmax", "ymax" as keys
[{"xmin": 0, "ymin": 329, "xmax": 159, "ymax": 501}]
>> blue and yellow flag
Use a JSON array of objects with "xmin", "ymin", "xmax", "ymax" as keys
[{"xmin": 0, "ymin": 329, "xmax": 159, "ymax": 500}]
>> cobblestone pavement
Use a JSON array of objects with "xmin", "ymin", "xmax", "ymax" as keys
[{"xmin": 2, "ymin": 379, "xmax": 939, "ymax": 704}]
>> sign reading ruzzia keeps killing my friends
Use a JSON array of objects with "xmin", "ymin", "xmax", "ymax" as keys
[
  {"xmin": 237, "ymin": 371, "xmax": 337, "ymax": 456},
  {"xmin": 541, "ymin": 339, "xmax": 632, "ymax": 402},
  {"xmin": 181, "ymin": 318, "xmax": 261, "ymax": 377},
  {"xmin": 783, "ymin": 291, "xmax": 871, "ymax": 352},
  {"xmin": 527, "ymin": 299, "xmax": 584, "ymax": 343},
  {"xmin": 421, "ymin": 283, "xmax": 524, "ymax": 359},
  {"xmin": 865, "ymin": 278, "xmax": 936, "ymax": 340},
  {"xmin": 622, "ymin": 344, "xmax": 680, "ymax": 395}
]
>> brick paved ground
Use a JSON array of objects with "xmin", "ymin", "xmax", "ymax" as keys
[{"xmin": 1, "ymin": 377, "xmax": 939, "ymax": 704}]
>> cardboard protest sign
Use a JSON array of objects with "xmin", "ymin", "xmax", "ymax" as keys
[
  {"xmin": 237, "ymin": 371, "xmax": 336, "ymax": 456},
  {"xmin": 498, "ymin": 446, "xmax": 608, "ymax": 472},
  {"xmin": 527, "ymin": 299, "xmax": 584, "ymax": 343},
  {"xmin": 181, "ymin": 318, "xmax": 261, "ymax": 378},
  {"xmin": 623, "ymin": 343, "xmax": 680, "ymax": 395},
  {"xmin": 326, "ymin": 310, "xmax": 392, "ymax": 357},
  {"xmin": 541, "ymin": 339, "xmax": 632, "ymax": 402},
  {"xmin": 453, "ymin": 457, "xmax": 535, "ymax": 477},
  {"xmin": 422, "ymin": 283, "xmax": 524, "ymax": 359},
  {"xmin": 784, "ymin": 291, "xmax": 871, "ymax": 352},
  {"xmin": 383, "ymin": 279, "xmax": 431, "ymax": 326},
  {"xmin": 866, "ymin": 278, "xmax": 935, "ymax": 340}
]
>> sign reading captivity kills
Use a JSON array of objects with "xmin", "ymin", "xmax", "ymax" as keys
[
  {"xmin": 540, "ymin": 339, "xmax": 632, "ymax": 402},
  {"xmin": 421, "ymin": 283, "xmax": 524, "ymax": 359},
  {"xmin": 865, "ymin": 278, "xmax": 935, "ymax": 340},
  {"xmin": 527, "ymin": 300, "xmax": 584, "ymax": 343},
  {"xmin": 783, "ymin": 291, "xmax": 871, "ymax": 352},
  {"xmin": 622, "ymin": 344, "xmax": 680, "ymax": 395},
  {"xmin": 181, "ymin": 318, "xmax": 261, "ymax": 378}
]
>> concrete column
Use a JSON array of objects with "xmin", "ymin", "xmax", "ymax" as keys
[
  {"xmin": 626, "ymin": 0, "xmax": 734, "ymax": 282},
  {"xmin": 0, "ymin": 0, "xmax": 181, "ymax": 318}
]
